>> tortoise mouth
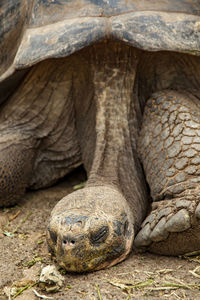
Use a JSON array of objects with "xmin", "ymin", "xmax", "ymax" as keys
[{"xmin": 57, "ymin": 240, "xmax": 133, "ymax": 273}]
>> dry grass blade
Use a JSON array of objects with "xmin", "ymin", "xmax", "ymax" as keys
[
  {"xmin": 109, "ymin": 277, "xmax": 200, "ymax": 294},
  {"xmin": 189, "ymin": 266, "xmax": 200, "ymax": 279},
  {"xmin": 109, "ymin": 281, "xmax": 129, "ymax": 289},
  {"xmin": 73, "ymin": 181, "xmax": 86, "ymax": 190},
  {"xmin": 109, "ymin": 279, "xmax": 154, "ymax": 290},
  {"xmin": 155, "ymin": 269, "xmax": 173, "ymax": 274},
  {"xmin": 9, "ymin": 210, "xmax": 21, "ymax": 221},
  {"xmin": 186, "ymin": 257, "xmax": 200, "ymax": 263},
  {"xmin": 184, "ymin": 250, "xmax": 200, "ymax": 257},
  {"xmin": 162, "ymin": 282, "xmax": 193, "ymax": 290},
  {"xmin": 182, "ymin": 250, "xmax": 200, "ymax": 263},
  {"xmin": 96, "ymin": 284, "xmax": 102, "ymax": 300},
  {"xmin": 13, "ymin": 283, "xmax": 37, "ymax": 298},
  {"xmin": 189, "ymin": 270, "xmax": 200, "ymax": 279},
  {"xmin": 147, "ymin": 287, "xmax": 177, "ymax": 291},
  {"xmin": 33, "ymin": 289, "xmax": 54, "ymax": 299},
  {"xmin": 3, "ymin": 212, "xmax": 32, "ymax": 237}
]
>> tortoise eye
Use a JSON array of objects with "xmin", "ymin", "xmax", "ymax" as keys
[
  {"xmin": 89, "ymin": 226, "xmax": 109, "ymax": 245},
  {"xmin": 124, "ymin": 220, "xmax": 129, "ymax": 235}
]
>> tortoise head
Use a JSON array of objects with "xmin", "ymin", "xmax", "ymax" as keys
[{"xmin": 47, "ymin": 186, "xmax": 134, "ymax": 272}]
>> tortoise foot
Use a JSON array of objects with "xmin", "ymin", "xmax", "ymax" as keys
[
  {"xmin": 0, "ymin": 142, "xmax": 36, "ymax": 207},
  {"xmin": 136, "ymin": 90, "xmax": 200, "ymax": 256},
  {"xmin": 135, "ymin": 196, "xmax": 200, "ymax": 255},
  {"xmin": 47, "ymin": 186, "xmax": 135, "ymax": 272}
]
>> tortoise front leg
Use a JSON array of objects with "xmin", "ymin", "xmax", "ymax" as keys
[
  {"xmin": 0, "ymin": 58, "xmax": 81, "ymax": 206},
  {"xmin": 135, "ymin": 90, "xmax": 200, "ymax": 255},
  {"xmin": 47, "ymin": 42, "xmax": 149, "ymax": 272},
  {"xmin": 0, "ymin": 137, "xmax": 36, "ymax": 207}
]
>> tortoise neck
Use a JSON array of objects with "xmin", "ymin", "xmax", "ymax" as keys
[
  {"xmin": 78, "ymin": 42, "xmax": 148, "ymax": 228},
  {"xmin": 85, "ymin": 42, "xmax": 138, "ymax": 187},
  {"xmin": 72, "ymin": 41, "xmax": 149, "ymax": 229}
]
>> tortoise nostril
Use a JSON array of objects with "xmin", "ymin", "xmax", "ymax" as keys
[{"xmin": 62, "ymin": 238, "xmax": 76, "ymax": 246}]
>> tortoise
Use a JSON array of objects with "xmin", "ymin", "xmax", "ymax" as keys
[{"xmin": 1, "ymin": 0, "xmax": 200, "ymax": 272}]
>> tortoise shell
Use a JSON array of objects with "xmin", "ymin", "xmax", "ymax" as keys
[{"xmin": 1, "ymin": 0, "xmax": 200, "ymax": 81}]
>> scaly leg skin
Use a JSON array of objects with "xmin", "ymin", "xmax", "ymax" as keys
[
  {"xmin": 0, "ymin": 138, "xmax": 36, "ymax": 207},
  {"xmin": 47, "ymin": 42, "xmax": 148, "ymax": 272},
  {"xmin": 135, "ymin": 90, "xmax": 200, "ymax": 255}
]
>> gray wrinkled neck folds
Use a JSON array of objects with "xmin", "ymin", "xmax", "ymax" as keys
[{"xmin": 74, "ymin": 41, "xmax": 148, "ymax": 227}]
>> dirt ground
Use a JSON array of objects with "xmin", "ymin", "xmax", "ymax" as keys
[{"xmin": 1, "ymin": 168, "xmax": 200, "ymax": 300}]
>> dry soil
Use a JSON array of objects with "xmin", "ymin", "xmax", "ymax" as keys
[{"xmin": 1, "ymin": 168, "xmax": 200, "ymax": 300}]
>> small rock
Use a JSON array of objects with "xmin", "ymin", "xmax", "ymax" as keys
[{"xmin": 39, "ymin": 265, "xmax": 65, "ymax": 292}]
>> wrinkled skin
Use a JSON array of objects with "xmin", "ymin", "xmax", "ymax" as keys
[{"xmin": 1, "ymin": 40, "xmax": 200, "ymax": 271}]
